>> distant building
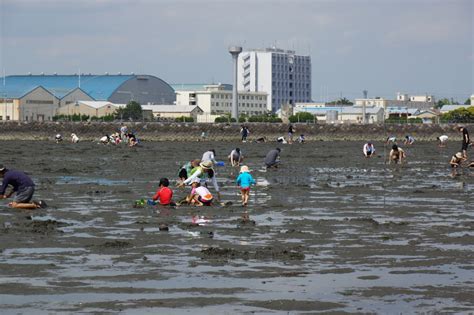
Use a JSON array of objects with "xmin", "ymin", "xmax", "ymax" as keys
[
  {"xmin": 141, "ymin": 105, "xmax": 203, "ymax": 121},
  {"xmin": 293, "ymin": 105, "xmax": 384, "ymax": 124},
  {"xmin": 0, "ymin": 74, "xmax": 175, "ymax": 121},
  {"xmin": 354, "ymin": 97, "xmax": 387, "ymax": 109},
  {"xmin": 174, "ymin": 83, "xmax": 268, "ymax": 116},
  {"xmin": 471, "ymin": 94, "xmax": 474, "ymax": 105},
  {"xmin": 56, "ymin": 101, "xmax": 124, "ymax": 118},
  {"xmin": 237, "ymin": 47, "xmax": 312, "ymax": 112}
]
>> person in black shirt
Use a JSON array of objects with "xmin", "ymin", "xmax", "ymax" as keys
[{"xmin": 459, "ymin": 126, "xmax": 470, "ymax": 158}]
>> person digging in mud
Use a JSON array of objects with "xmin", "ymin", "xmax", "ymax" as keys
[
  {"xmin": 178, "ymin": 159, "xmax": 200, "ymax": 181},
  {"xmin": 450, "ymin": 152, "xmax": 467, "ymax": 176},
  {"xmin": 437, "ymin": 135, "xmax": 448, "ymax": 147},
  {"xmin": 404, "ymin": 135, "xmax": 415, "ymax": 145},
  {"xmin": 0, "ymin": 165, "xmax": 45, "ymax": 209},
  {"xmin": 152, "ymin": 178, "xmax": 174, "ymax": 206},
  {"xmin": 297, "ymin": 134, "xmax": 306, "ymax": 143},
  {"xmin": 71, "ymin": 133, "xmax": 80, "ymax": 143},
  {"xmin": 186, "ymin": 178, "xmax": 213, "ymax": 206},
  {"xmin": 201, "ymin": 149, "xmax": 217, "ymax": 165},
  {"xmin": 55, "ymin": 134, "xmax": 63, "ymax": 143},
  {"xmin": 228, "ymin": 148, "xmax": 244, "ymax": 167},
  {"xmin": 386, "ymin": 136, "xmax": 396, "ymax": 144},
  {"xmin": 363, "ymin": 142, "xmax": 375, "ymax": 158},
  {"xmin": 265, "ymin": 148, "xmax": 281, "ymax": 169},
  {"xmin": 389, "ymin": 144, "xmax": 406, "ymax": 164},
  {"xmin": 180, "ymin": 161, "xmax": 221, "ymax": 201},
  {"xmin": 236, "ymin": 165, "xmax": 256, "ymax": 206}
]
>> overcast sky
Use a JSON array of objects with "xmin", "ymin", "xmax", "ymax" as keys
[{"xmin": 1, "ymin": 0, "xmax": 472, "ymax": 102}]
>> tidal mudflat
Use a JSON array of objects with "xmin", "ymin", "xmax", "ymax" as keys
[{"xmin": 0, "ymin": 140, "xmax": 472, "ymax": 314}]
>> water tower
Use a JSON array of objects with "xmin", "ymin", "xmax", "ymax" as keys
[{"xmin": 229, "ymin": 46, "xmax": 242, "ymax": 120}]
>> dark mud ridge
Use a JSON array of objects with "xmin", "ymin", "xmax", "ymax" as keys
[
  {"xmin": 200, "ymin": 246, "xmax": 305, "ymax": 261},
  {"xmin": 0, "ymin": 121, "xmax": 472, "ymax": 141}
]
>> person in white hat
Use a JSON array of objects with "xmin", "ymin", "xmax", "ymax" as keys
[
  {"xmin": 236, "ymin": 165, "xmax": 256, "ymax": 206},
  {"xmin": 186, "ymin": 177, "xmax": 213, "ymax": 206},
  {"xmin": 180, "ymin": 160, "xmax": 220, "ymax": 200}
]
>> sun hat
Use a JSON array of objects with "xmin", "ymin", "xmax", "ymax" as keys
[
  {"xmin": 200, "ymin": 161, "xmax": 213, "ymax": 169},
  {"xmin": 455, "ymin": 152, "xmax": 463, "ymax": 159},
  {"xmin": 240, "ymin": 165, "xmax": 250, "ymax": 173},
  {"xmin": 191, "ymin": 177, "xmax": 201, "ymax": 184}
]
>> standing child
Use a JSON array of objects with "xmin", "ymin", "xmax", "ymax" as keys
[
  {"xmin": 236, "ymin": 165, "xmax": 256, "ymax": 206},
  {"xmin": 152, "ymin": 178, "xmax": 174, "ymax": 206}
]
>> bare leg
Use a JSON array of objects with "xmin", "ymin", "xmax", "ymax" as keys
[{"xmin": 11, "ymin": 202, "xmax": 39, "ymax": 209}]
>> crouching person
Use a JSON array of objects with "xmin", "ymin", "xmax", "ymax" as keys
[
  {"xmin": 0, "ymin": 165, "xmax": 44, "ymax": 209},
  {"xmin": 186, "ymin": 178, "xmax": 213, "ymax": 206}
]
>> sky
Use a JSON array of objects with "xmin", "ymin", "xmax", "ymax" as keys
[{"xmin": 0, "ymin": 0, "xmax": 472, "ymax": 102}]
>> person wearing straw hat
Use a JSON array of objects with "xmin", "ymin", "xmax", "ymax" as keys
[
  {"xmin": 0, "ymin": 165, "xmax": 45, "ymax": 209},
  {"xmin": 180, "ymin": 160, "xmax": 220, "ymax": 200},
  {"xmin": 236, "ymin": 165, "xmax": 256, "ymax": 206},
  {"xmin": 450, "ymin": 152, "xmax": 466, "ymax": 168},
  {"xmin": 450, "ymin": 152, "xmax": 467, "ymax": 176}
]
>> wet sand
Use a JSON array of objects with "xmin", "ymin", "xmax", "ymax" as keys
[{"xmin": 0, "ymin": 140, "xmax": 473, "ymax": 314}]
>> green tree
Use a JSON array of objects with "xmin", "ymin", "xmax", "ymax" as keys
[
  {"xmin": 435, "ymin": 98, "xmax": 450, "ymax": 109},
  {"xmin": 175, "ymin": 116, "xmax": 194, "ymax": 122},
  {"xmin": 115, "ymin": 101, "xmax": 143, "ymax": 121},
  {"xmin": 441, "ymin": 107, "xmax": 474, "ymax": 123},
  {"xmin": 465, "ymin": 98, "xmax": 471, "ymax": 105},
  {"xmin": 288, "ymin": 112, "xmax": 316, "ymax": 123},
  {"xmin": 326, "ymin": 97, "xmax": 353, "ymax": 105}
]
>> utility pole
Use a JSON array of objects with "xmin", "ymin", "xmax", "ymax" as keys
[{"xmin": 229, "ymin": 46, "xmax": 242, "ymax": 120}]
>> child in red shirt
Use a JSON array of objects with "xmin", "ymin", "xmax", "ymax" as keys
[{"xmin": 152, "ymin": 178, "xmax": 173, "ymax": 205}]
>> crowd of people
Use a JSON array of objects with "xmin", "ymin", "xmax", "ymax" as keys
[{"xmin": 1, "ymin": 124, "xmax": 472, "ymax": 210}]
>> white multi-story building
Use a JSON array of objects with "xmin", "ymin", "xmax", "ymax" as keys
[
  {"xmin": 237, "ymin": 47, "xmax": 311, "ymax": 112},
  {"xmin": 174, "ymin": 84, "xmax": 268, "ymax": 116}
]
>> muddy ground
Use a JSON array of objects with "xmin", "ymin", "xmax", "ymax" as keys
[{"xmin": 0, "ymin": 140, "xmax": 473, "ymax": 314}]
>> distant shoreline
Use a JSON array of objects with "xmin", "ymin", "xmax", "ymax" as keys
[{"xmin": 0, "ymin": 121, "xmax": 472, "ymax": 141}]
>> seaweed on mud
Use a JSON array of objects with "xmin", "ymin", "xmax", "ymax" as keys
[
  {"xmin": 12, "ymin": 219, "xmax": 70, "ymax": 235},
  {"xmin": 200, "ymin": 246, "xmax": 305, "ymax": 261},
  {"xmin": 88, "ymin": 240, "xmax": 132, "ymax": 249}
]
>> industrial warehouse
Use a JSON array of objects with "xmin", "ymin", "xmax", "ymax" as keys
[{"xmin": 0, "ymin": 74, "xmax": 175, "ymax": 121}]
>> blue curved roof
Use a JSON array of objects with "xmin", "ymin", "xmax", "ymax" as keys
[{"xmin": 0, "ymin": 75, "xmax": 134, "ymax": 99}]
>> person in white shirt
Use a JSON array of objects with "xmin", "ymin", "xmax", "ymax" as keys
[
  {"xmin": 363, "ymin": 142, "xmax": 375, "ymax": 158},
  {"xmin": 437, "ymin": 135, "xmax": 448, "ymax": 147},
  {"xmin": 186, "ymin": 178, "xmax": 213, "ymax": 206},
  {"xmin": 201, "ymin": 149, "xmax": 217, "ymax": 165},
  {"xmin": 71, "ymin": 133, "xmax": 79, "ymax": 143}
]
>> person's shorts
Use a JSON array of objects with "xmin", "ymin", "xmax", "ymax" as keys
[
  {"xmin": 198, "ymin": 196, "xmax": 213, "ymax": 206},
  {"xmin": 462, "ymin": 142, "xmax": 469, "ymax": 150},
  {"xmin": 178, "ymin": 168, "xmax": 187, "ymax": 179},
  {"xmin": 14, "ymin": 186, "xmax": 35, "ymax": 203},
  {"xmin": 366, "ymin": 151, "xmax": 373, "ymax": 156},
  {"xmin": 240, "ymin": 187, "xmax": 250, "ymax": 192},
  {"xmin": 266, "ymin": 161, "xmax": 280, "ymax": 168}
]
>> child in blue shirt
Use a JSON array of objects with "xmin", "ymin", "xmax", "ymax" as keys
[{"xmin": 236, "ymin": 165, "xmax": 256, "ymax": 206}]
